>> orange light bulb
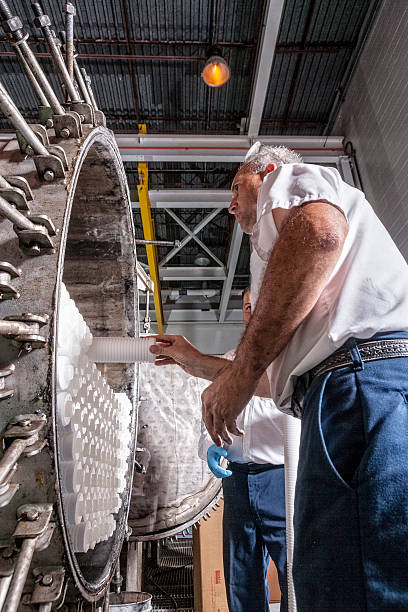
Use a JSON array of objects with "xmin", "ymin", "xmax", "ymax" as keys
[{"xmin": 202, "ymin": 55, "xmax": 230, "ymax": 87}]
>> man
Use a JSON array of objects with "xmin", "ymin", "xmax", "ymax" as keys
[
  {"xmin": 199, "ymin": 287, "xmax": 287, "ymax": 612},
  {"xmin": 152, "ymin": 143, "xmax": 408, "ymax": 611},
  {"xmin": 153, "ymin": 288, "xmax": 287, "ymax": 612}
]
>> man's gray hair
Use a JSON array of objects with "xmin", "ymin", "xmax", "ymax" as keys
[{"xmin": 244, "ymin": 142, "xmax": 303, "ymax": 173}]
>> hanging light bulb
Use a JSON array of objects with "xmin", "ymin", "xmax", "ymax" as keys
[{"xmin": 202, "ymin": 53, "xmax": 230, "ymax": 87}]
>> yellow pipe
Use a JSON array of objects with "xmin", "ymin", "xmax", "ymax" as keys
[{"xmin": 137, "ymin": 124, "xmax": 164, "ymax": 333}]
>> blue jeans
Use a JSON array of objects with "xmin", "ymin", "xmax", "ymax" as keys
[
  {"xmin": 223, "ymin": 463, "xmax": 288, "ymax": 612},
  {"xmin": 293, "ymin": 332, "xmax": 408, "ymax": 611}
]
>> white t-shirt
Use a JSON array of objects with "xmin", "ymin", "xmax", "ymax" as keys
[
  {"xmin": 250, "ymin": 163, "xmax": 408, "ymax": 411},
  {"xmin": 198, "ymin": 350, "xmax": 285, "ymax": 465}
]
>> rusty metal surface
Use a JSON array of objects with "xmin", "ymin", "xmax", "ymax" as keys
[{"xmin": 0, "ymin": 125, "xmax": 139, "ymax": 604}]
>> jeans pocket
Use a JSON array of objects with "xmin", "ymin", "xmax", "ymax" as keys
[{"xmin": 317, "ymin": 373, "xmax": 355, "ymax": 492}]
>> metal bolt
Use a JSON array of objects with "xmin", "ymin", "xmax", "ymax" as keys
[
  {"xmin": 79, "ymin": 114, "xmax": 85, "ymax": 123},
  {"xmin": 43, "ymin": 170, "xmax": 55, "ymax": 182},
  {"xmin": 28, "ymin": 243, "xmax": 41, "ymax": 256},
  {"xmin": 24, "ymin": 509, "xmax": 39, "ymax": 521},
  {"xmin": 41, "ymin": 574, "xmax": 53, "ymax": 586},
  {"xmin": 22, "ymin": 594, "xmax": 31, "ymax": 605},
  {"xmin": 45, "ymin": 118, "xmax": 53, "ymax": 128},
  {"xmin": 59, "ymin": 127, "xmax": 70, "ymax": 138},
  {"xmin": 25, "ymin": 145, "xmax": 34, "ymax": 156},
  {"xmin": 18, "ymin": 418, "xmax": 31, "ymax": 427},
  {"xmin": 23, "ymin": 342, "xmax": 33, "ymax": 352}
]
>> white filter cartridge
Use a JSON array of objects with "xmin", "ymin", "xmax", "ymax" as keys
[{"xmin": 88, "ymin": 336, "xmax": 156, "ymax": 363}]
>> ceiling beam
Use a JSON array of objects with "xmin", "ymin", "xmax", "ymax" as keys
[
  {"xmin": 132, "ymin": 190, "xmax": 231, "ymax": 209},
  {"xmin": 218, "ymin": 221, "xmax": 244, "ymax": 323},
  {"xmin": 159, "ymin": 267, "xmax": 226, "ymax": 281},
  {"xmin": 117, "ymin": 134, "xmax": 344, "ymax": 163},
  {"xmin": 246, "ymin": 0, "xmax": 286, "ymax": 138}
]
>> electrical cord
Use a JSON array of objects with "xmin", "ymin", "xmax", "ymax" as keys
[{"xmin": 147, "ymin": 562, "xmax": 193, "ymax": 612}]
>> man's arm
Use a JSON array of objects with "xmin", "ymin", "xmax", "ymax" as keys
[
  {"xmin": 150, "ymin": 335, "xmax": 272, "ymax": 397},
  {"xmin": 202, "ymin": 200, "xmax": 348, "ymax": 446}
]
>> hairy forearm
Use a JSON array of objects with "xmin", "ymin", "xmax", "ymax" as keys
[
  {"xmin": 234, "ymin": 202, "xmax": 347, "ymax": 380},
  {"xmin": 188, "ymin": 353, "xmax": 229, "ymax": 381}
]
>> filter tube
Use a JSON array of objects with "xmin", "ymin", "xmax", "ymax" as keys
[{"xmin": 88, "ymin": 337, "xmax": 156, "ymax": 363}]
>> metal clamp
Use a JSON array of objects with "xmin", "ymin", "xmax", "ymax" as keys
[
  {"xmin": 1, "ymin": 313, "xmax": 49, "ymax": 350},
  {"xmin": 14, "ymin": 211, "xmax": 56, "ymax": 254},
  {"xmin": 0, "ymin": 174, "xmax": 31, "ymax": 211},
  {"xmin": 0, "ymin": 363, "xmax": 15, "ymax": 401},
  {"xmin": 0, "ymin": 262, "xmax": 21, "ymax": 300},
  {"xmin": 0, "ymin": 413, "xmax": 47, "ymax": 508},
  {"xmin": 2, "ymin": 504, "xmax": 54, "ymax": 612},
  {"xmin": 53, "ymin": 110, "xmax": 82, "ymax": 139},
  {"xmin": 29, "ymin": 567, "xmax": 65, "ymax": 606}
]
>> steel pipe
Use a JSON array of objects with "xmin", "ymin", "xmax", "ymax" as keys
[
  {"xmin": 11, "ymin": 38, "xmax": 65, "ymax": 115},
  {"xmin": 80, "ymin": 68, "xmax": 99, "ymax": 110},
  {"xmin": 31, "ymin": 3, "xmax": 79, "ymax": 102},
  {"xmin": 64, "ymin": 3, "xmax": 75, "ymax": 82},
  {"xmin": 0, "ymin": 575, "xmax": 13, "ymax": 609},
  {"xmin": 2, "ymin": 537, "xmax": 37, "ymax": 612},
  {"xmin": 73, "ymin": 57, "xmax": 92, "ymax": 105},
  {"xmin": 0, "ymin": 438, "xmax": 28, "ymax": 485},
  {"xmin": 0, "ymin": 195, "xmax": 43, "ymax": 231},
  {"xmin": 13, "ymin": 42, "xmax": 49, "ymax": 107},
  {"xmin": 0, "ymin": 80, "xmax": 49, "ymax": 156}
]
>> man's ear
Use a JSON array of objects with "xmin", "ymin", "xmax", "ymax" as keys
[{"xmin": 260, "ymin": 163, "xmax": 276, "ymax": 179}]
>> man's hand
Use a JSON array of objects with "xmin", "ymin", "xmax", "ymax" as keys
[
  {"xmin": 206, "ymin": 445, "xmax": 232, "ymax": 478},
  {"xmin": 201, "ymin": 361, "xmax": 259, "ymax": 446},
  {"xmin": 150, "ymin": 334, "xmax": 230, "ymax": 381},
  {"xmin": 149, "ymin": 334, "xmax": 203, "ymax": 376}
]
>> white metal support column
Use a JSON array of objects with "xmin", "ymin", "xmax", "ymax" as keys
[
  {"xmin": 218, "ymin": 221, "xmax": 243, "ymax": 323},
  {"xmin": 247, "ymin": 0, "xmax": 286, "ymax": 137}
]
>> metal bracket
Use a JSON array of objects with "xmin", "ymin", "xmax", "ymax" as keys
[
  {"xmin": 33, "ymin": 143, "xmax": 68, "ymax": 182},
  {"xmin": 38, "ymin": 105, "xmax": 53, "ymax": 128},
  {"xmin": 3, "ymin": 313, "xmax": 49, "ymax": 349},
  {"xmin": 17, "ymin": 124, "xmax": 49, "ymax": 155},
  {"xmin": 4, "ymin": 176, "xmax": 33, "ymax": 202},
  {"xmin": 69, "ymin": 101, "xmax": 94, "ymax": 125},
  {"xmin": 53, "ymin": 110, "xmax": 82, "ymax": 138},
  {"xmin": 0, "ymin": 363, "xmax": 15, "ymax": 400},
  {"xmin": 0, "ymin": 263, "xmax": 21, "ymax": 300},
  {"xmin": 94, "ymin": 109, "xmax": 106, "ymax": 127},
  {"xmin": 14, "ymin": 504, "xmax": 53, "ymax": 539},
  {"xmin": 0, "ymin": 185, "xmax": 30, "ymax": 212},
  {"xmin": 14, "ymin": 212, "xmax": 56, "ymax": 253},
  {"xmin": 30, "ymin": 567, "xmax": 65, "ymax": 604}
]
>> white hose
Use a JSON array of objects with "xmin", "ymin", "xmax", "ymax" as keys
[
  {"xmin": 283, "ymin": 413, "xmax": 301, "ymax": 612},
  {"xmin": 88, "ymin": 337, "xmax": 156, "ymax": 363}
]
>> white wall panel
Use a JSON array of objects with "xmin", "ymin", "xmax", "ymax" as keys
[{"xmin": 333, "ymin": 1, "xmax": 408, "ymax": 260}]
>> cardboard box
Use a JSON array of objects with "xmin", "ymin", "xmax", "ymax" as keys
[{"xmin": 193, "ymin": 500, "xmax": 281, "ymax": 611}]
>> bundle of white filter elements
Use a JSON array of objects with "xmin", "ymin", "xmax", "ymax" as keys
[{"xmin": 57, "ymin": 282, "xmax": 136, "ymax": 552}]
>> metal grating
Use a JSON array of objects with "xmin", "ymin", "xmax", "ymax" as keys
[{"xmin": 146, "ymin": 539, "xmax": 194, "ymax": 612}]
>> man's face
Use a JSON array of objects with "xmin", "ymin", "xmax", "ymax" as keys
[
  {"xmin": 228, "ymin": 166, "xmax": 263, "ymax": 234},
  {"xmin": 242, "ymin": 290, "xmax": 251, "ymax": 327}
]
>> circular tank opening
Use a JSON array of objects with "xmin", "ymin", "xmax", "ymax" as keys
[{"xmin": 54, "ymin": 130, "xmax": 138, "ymax": 599}]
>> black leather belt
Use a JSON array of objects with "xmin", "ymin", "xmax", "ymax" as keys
[{"xmin": 310, "ymin": 338, "xmax": 408, "ymax": 381}]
